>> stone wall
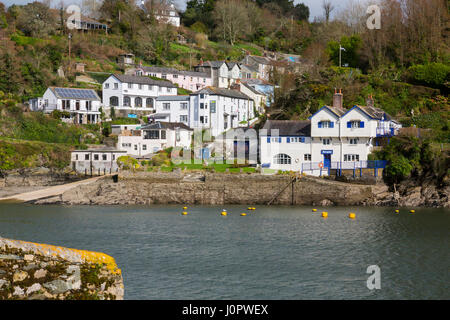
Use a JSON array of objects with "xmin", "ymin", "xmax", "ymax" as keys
[
  {"xmin": 0, "ymin": 168, "xmax": 82, "ymax": 188},
  {"xmin": 31, "ymin": 171, "xmax": 449, "ymax": 207},
  {"xmin": 0, "ymin": 237, "xmax": 124, "ymax": 300},
  {"xmin": 33, "ymin": 171, "xmax": 391, "ymax": 207}
]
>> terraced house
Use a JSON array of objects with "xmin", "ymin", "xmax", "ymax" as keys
[
  {"xmin": 130, "ymin": 66, "xmax": 212, "ymax": 91},
  {"xmin": 189, "ymin": 87, "xmax": 255, "ymax": 137},
  {"xmin": 102, "ymin": 74, "xmax": 177, "ymax": 118}
]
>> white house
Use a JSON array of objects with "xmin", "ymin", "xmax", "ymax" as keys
[
  {"xmin": 118, "ymin": 121, "xmax": 193, "ymax": 156},
  {"xmin": 188, "ymin": 87, "xmax": 255, "ymax": 137},
  {"xmin": 102, "ymin": 74, "xmax": 177, "ymax": 118},
  {"xmin": 154, "ymin": 3, "xmax": 181, "ymax": 27},
  {"xmin": 29, "ymin": 87, "xmax": 101, "ymax": 124},
  {"xmin": 260, "ymin": 120, "xmax": 312, "ymax": 172},
  {"xmin": 194, "ymin": 61, "xmax": 239, "ymax": 89},
  {"xmin": 150, "ymin": 95, "xmax": 190, "ymax": 125},
  {"xmin": 231, "ymin": 82, "xmax": 267, "ymax": 115},
  {"xmin": 71, "ymin": 148, "xmax": 127, "ymax": 174}
]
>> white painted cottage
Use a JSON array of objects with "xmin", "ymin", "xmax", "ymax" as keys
[
  {"xmin": 29, "ymin": 87, "xmax": 101, "ymax": 124},
  {"xmin": 117, "ymin": 121, "xmax": 193, "ymax": 156}
]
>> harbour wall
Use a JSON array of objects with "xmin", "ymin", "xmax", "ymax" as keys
[{"xmin": 32, "ymin": 171, "xmax": 449, "ymax": 207}]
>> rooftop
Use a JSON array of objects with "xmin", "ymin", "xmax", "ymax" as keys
[
  {"xmin": 141, "ymin": 121, "xmax": 193, "ymax": 131},
  {"xmin": 156, "ymin": 95, "xmax": 190, "ymax": 101},
  {"xmin": 262, "ymin": 120, "xmax": 311, "ymax": 136},
  {"xmin": 111, "ymin": 74, "xmax": 177, "ymax": 88},
  {"xmin": 49, "ymin": 87, "xmax": 100, "ymax": 101},
  {"xmin": 193, "ymin": 87, "xmax": 251, "ymax": 100}
]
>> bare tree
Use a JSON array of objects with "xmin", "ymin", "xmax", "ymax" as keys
[
  {"xmin": 214, "ymin": 0, "xmax": 248, "ymax": 46},
  {"xmin": 322, "ymin": 0, "xmax": 335, "ymax": 23}
]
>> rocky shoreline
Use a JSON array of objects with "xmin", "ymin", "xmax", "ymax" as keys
[
  {"xmin": 0, "ymin": 237, "xmax": 124, "ymax": 300},
  {"xmin": 31, "ymin": 171, "xmax": 449, "ymax": 208}
]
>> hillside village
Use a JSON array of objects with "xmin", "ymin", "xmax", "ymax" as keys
[{"xmin": 0, "ymin": 0, "xmax": 448, "ymax": 196}]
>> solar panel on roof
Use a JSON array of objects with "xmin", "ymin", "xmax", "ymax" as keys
[{"xmin": 54, "ymin": 88, "xmax": 97, "ymax": 100}]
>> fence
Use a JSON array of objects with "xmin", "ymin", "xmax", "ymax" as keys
[{"xmin": 302, "ymin": 160, "xmax": 388, "ymax": 177}]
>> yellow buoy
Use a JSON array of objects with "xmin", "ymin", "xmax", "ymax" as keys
[
  {"xmin": 181, "ymin": 211, "xmax": 188, "ymax": 215},
  {"xmin": 321, "ymin": 212, "xmax": 328, "ymax": 218},
  {"xmin": 312, "ymin": 209, "xmax": 317, "ymax": 212},
  {"xmin": 221, "ymin": 211, "xmax": 227, "ymax": 216},
  {"xmin": 183, "ymin": 206, "xmax": 187, "ymax": 210},
  {"xmin": 252, "ymin": 207, "xmax": 256, "ymax": 210},
  {"xmin": 349, "ymin": 213, "xmax": 356, "ymax": 219},
  {"xmin": 395, "ymin": 209, "xmax": 399, "ymax": 213},
  {"xmin": 241, "ymin": 213, "xmax": 247, "ymax": 216},
  {"xmin": 410, "ymin": 209, "xmax": 415, "ymax": 213},
  {"xmin": 248, "ymin": 207, "xmax": 252, "ymax": 210}
]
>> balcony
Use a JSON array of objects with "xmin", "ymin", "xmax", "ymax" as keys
[{"xmin": 376, "ymin": 127, "xmax": 395, "ymax": 137}]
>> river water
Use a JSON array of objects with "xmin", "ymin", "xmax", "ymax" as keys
[{"xmin": 0, "ymin": 204, "xmax": 448, "ymax": 300}]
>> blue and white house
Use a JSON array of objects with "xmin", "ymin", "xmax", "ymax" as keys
[{"xmin": 261, "ymin": 90, "xmax": 401, "ymax": 175}]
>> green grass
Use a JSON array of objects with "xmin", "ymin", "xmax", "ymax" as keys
[
  {"xmin": 233, "ymin": 43, "xmax": 262, "ymax": 56},
  {"xmin": 170, "ymin": 43, "xmax": 200, "ymax": 55},
  {"xmin": 10, "ymin": 33, "xmax": 45, "ymax": 46},
  {"xmin": 177, "ymin": 87, "xmax": 192, "ymax": 95}
]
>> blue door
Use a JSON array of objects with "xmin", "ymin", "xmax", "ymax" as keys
[{"xmin": 323, "ymin": 154, "xmax": 331, "ymax": 168}]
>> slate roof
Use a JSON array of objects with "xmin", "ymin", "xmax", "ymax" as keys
[
  {"xmin": 193, "ymin": 87, "xmax": 251, "ymax": 99},
  {"xmin": 321, "ymin": 106, "xmax": 348, "ymax": 117},
  {"xmin": 155, "ymin": 95, "xmax": 190, "ymax": 101},
  {"xmin": 197, "ymin": 61, "xmax": 227, "ymax": 69},
  {"xmin": 111, "ymin": 74, "xmax": 176, "ymax": 88},
  {"xmin": 262, "ymin": 120, "xmax": 311, "ymax": 137},
  {"xmin": 141, "ymin": 121, "xmax": 193, "ymax": 131},
  {"xmin": 139, "ymin": 66, "xmax": 209, "ymax": 78},
  {"xmin": 352, "ymin": 105, "xmax": 394, "ymax": 121}
]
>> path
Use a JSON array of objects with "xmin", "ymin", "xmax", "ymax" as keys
[{"xmin": 0, "ymin": 174, "xmax": 113, "ymax": 203}]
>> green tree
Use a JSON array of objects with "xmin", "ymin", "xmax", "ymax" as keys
[{"xmin": 327, "ymin": 35, "xmax": 362, "ymax": 68}]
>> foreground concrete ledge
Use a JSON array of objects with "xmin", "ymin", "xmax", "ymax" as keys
[{"xmin": 0, "ymin": 237, "xmax": 124, "ymax": 300}]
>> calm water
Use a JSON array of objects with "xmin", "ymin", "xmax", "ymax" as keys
[{"xmin": 0, "ymin": 204, "xmax": 449, "ymax": 300}]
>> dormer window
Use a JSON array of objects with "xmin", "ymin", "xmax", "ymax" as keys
[
  {"xmin": 347, "ymin": 121, "xmax": 365, "ymax": 128},
  {"xmin": 318, "ymin": 121, "xmax": 334, "ymax": 128}
]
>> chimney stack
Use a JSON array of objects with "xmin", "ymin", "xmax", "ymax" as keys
[
  {"xmin": 333, "ymin": 88, "xmax": 343, "ymax": 109},
  {"xmin": 366, "ymin": 94, "xmax": 374, "ymax": 108}
]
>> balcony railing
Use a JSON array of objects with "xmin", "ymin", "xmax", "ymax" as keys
[
  {"xmin": 376, "ymin": 127, "xmax": 395, "ymax": 137},
  {"xmin": 302, "ymin": 160, "xmax": 388, "ymax": 172}
]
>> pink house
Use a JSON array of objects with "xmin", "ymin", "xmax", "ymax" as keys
[{"xmin": 132, "ymin": 66, "xmax": 212, "ymax": 92}]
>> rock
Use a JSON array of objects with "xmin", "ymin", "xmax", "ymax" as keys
[
  {"xmin": 0, "ymin": 254, "xmax": 23, "ymax": 260},
  {"xmin": 26, "ymin": 283, "xmax": 42, "ymax": 295},
  {"xmin": 0, "ymin": 279, "xmax": 10, "ymax": 289},
  {"xmin": 13, "ymin": 271, "xmax": 28, "ymax": 283},
  {"xmin": 24, "ymin": 264, "xmax": 38, "ymax": 271},
  {"xmin": 24, "ymin": 254, "xmax": 34, "ymax": 261},
  {"xmin": 34, "ymin": 269, "xmax": 47, "ymax": 279},
  {"xmin": 66, "ymin": 265, "xmax": 81, "ymax": 290},
  {"xmin": 13, "ymin": 286, "xmax": 24, "ymax": 296},
  {"xmin": 320, "ymin": 199, "xmax": 334, "ymax": 206},
  {"xmin": 43, "ymin": 280, "xmax": 70, "ymax": 294}
]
